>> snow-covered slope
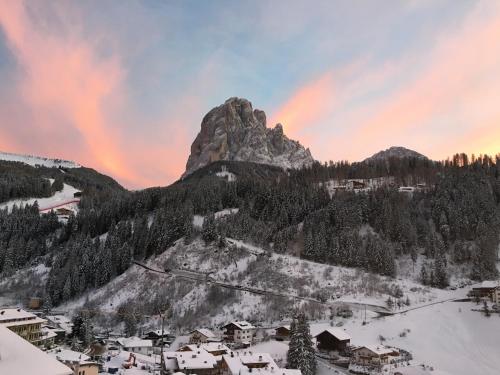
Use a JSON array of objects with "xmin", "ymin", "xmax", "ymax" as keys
[
  {"xmin": 0, "ymin": 151, "xmax": 81, "ymax": 168},
  {"xmin": 0, "ymin": 183, "xmax": 80, "ymax": 213},
  {"xmin": 61, "ymin": 238, "xmax": 454, "ymax": 329}
]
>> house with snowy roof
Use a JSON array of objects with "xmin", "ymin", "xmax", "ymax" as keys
[
  {"xmin": 178, "ymin": 343, "xmax": 230, "ymax": 357},
  {"xmin": 190, "ymin": 328, "xmax": 220, "ymax": 344},
  {"xmin": 470, "ymin": 281, "xmax": 500, "ymax": 301},
  {"xmin": 313, "ymin": 328, "xmax": 351, "ymax": 352},
  {"xmin": 115, "ymin": 336, "xmax": 153, "ymax": 355},
  {"xmin": 222, "ymin": 321, "xmax": 255, "ymax": 344},
  {"xmin": 143, "ymin": 329, "xmax": 175, "ymax": 346},
  {"xmin": 221, "ymin": 351, "xmax": 301, "ymax": 375},
  {"xmin": 163, "ymin": 345, "xmax": 220, "ymax": 375},
  {"xmin": 274, "ymin": 325, "xmax": 290, "ymax": 340},
  {"xmin": 351, "ymin": 345, "xmax": 400, "ymax": 366},
  {"xmin": 51, "ymin": 349, "xmax": 99, "ymax": 375},
  {"xmin": 0, "ymin": 325, "xmax": 72, "ymax": 375}
]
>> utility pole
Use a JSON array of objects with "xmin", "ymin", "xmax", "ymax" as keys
[{"xmin": 159, "ymin": 307, "xmax": 169, "ymax": 375}]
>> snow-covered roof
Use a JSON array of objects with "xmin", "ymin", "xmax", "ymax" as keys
[
  {"xmin": 191, "ymin": 328, "xmax": 217, "ymax": 338},
  {"xmin": 52, "ymin": 349, "xmax": 91, "ymax": 363},
  {"xmin": 476, "ymin": 281, "xmax": 500, "ymax": 289},
  {"xmin": 165, "ymin": 349, "xmax": 218, "ymax": 370},
  {"xmin": 180, "ymin": 342, "xmax": 229, "ymax": 354},
  {"xmin": 41, "ymin": 326, "xmax": 59, "ymax": 340},
  {"xmin": 145, "ymin": 329, "xmax": 171, "ymax": 337},
  {"xmin": 225, "ymin": 321, "xmax": 255, "ymax": 330},
  {"xmin": 354, "ymin": 345, "xmax": 397, "ymax": 356},
  {"xmin": 0, "ymin": 308, "xmax": 38, "ymax": 322},
  {"xmin": 117, "ymin": 337, "xmax": 153, "ymax": 348},
  {"xmin": 314, "ymin": 328, "xmax": 351, "ymax": 341},
  {"xmin": 223, "ymin": 351, "xmax": 298, "ymax": 375},
  {"xmin": 276, "ymin": 325, "xmax": 290, "ymax": 330},
  {"xmin": 0, "ymin": 326, "xmax": 72, "ymax": 375}
]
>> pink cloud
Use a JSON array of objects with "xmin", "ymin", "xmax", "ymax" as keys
[{"xmin": 271, "ymin": 2, "xmax": 500, "ymax": 162}]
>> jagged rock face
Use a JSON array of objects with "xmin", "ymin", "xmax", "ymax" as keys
[
  {"xmin": 364, "ymin": 146, "xmax": 427, "ymax": 163},
  {"xmin": 183, "ymin": 97, "xmax": 314, "ymax": 178}
]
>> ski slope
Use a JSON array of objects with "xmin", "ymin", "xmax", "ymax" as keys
[
  {"xmin": 0, "ymin": 151, "xmax": 80, "ymax": 168},
  {"xmin": 0, "ymin": 183, "xmax": 80, "ymax": 213}
]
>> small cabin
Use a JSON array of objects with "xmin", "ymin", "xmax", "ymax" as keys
[{"xmin": 274, "ymin": 325, "xmax": 291, "ymax": 341}]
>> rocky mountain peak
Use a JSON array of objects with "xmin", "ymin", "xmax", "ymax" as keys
[{"xmin": 182, "ymin": 98, "xmax": 314, "ymax": 178}]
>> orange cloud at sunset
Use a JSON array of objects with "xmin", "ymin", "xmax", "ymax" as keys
[
  {"xmin": 0, "ymin": 1, "xmax": 194, "ymax": 189},
  {"xmin": 0, "ymin": 1, "xmax": 135, "ymax": 182},
  {"xmin": 269, "ymin": 72, "xmax": 335, "ymax": 137}
]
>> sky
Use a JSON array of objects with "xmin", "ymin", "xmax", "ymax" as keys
[{"xmin": 0, "ymin": 0, "xmax": 499, "ymax": 189}]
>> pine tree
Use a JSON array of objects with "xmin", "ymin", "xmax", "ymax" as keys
[{"xmin": 286, "ymin": 314, "xmax": 316, "ymax": 375}]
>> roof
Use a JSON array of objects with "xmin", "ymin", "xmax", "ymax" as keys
[
  {"xmin": 116, "ymin": 336, "xmax": 153, "ymax": 348},
  {"xmin": 276, "ymin": 325, "xmax": 290, "ymax": 330},
  {"xmin": 0, "ymin": 308, "xmax": 40, "ymax": 322},
  {"xmin": 165, "ymin": 349, "xmax": 218, "ymax": 370},
  {"xmin": 314, "ymin": 328, "xmax": 351, "ymax": 341},
  {"xmin": 0, "ymin": 325, "xmax": 72, "ymax": 375},
  {"xmin": 353, "ymin": 345, "xmax": 397, "ymax": 356},
  {"xmin": 475, "ymin": 281, "xmax": 500, "ymax": 289},
  {"xmin": 52, "ymin": 349, "xmax": 90, "ymax": 363},
  {"xmin": 192, "ymin": 328, "xmax": 217, "ymax": 338},
  {"xmin": 145, "ymin": 329, "xmax": 171, "ymax": 337},
  {"xmin": 223, "ymin": 352, "xmax": 298, "ymax": 375},
  {"xmin": 224, "ymin": 321, "xmax": 256, "ymax": 330},
  {"xmin": 180, "ymin": 342, "xmax": 229, "ymax": 353}
]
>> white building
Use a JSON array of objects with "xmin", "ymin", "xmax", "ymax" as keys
[{"xmin": 0, "ymin": 325, "xmax": 72, "ymax": 375}]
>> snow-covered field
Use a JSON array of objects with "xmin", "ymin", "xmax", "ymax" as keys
[
  {"xmin": 311, "ymin": 298, "xmax": 500, "ymax": 375},
  {"xmin": 0, "ymin": 183, "xmax": 80, "ymax": 213},
  {"xmin": 0, "ymin": 151, "xmax": 80, "ymax": 168}
]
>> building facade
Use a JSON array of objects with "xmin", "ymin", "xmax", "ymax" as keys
[{"xmin": 0, "ymin": 308, "xmax": 46, "ymax": 344}]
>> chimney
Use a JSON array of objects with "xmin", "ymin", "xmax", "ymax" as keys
[{"xmin": 258, "ymin": 356, "xmax": 262, "ymax": 362}]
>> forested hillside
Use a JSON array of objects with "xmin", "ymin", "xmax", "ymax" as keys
[{"xmin": 1, "ymin": 154, "xmax": 499, "ymax": 309}]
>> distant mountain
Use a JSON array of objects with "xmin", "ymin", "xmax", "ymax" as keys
[
  {"xmin": 182, "ymin": 97, "xmax": 314, "ymax": 178},
  {"xmin": 363, "ymin": 146, "xmax": 427, "ymax": 163},
  {"xmin": 0, "ymin": 151, "xmax": 124, "ymax": 195},
  {"xmin": 0, "ymin": 151, "xmax": 81, "ymax": 169}
]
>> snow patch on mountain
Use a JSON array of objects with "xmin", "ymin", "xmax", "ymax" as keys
[{"xmin": 0, "ymin": 151, "xmax": 81, "ymax": 168}]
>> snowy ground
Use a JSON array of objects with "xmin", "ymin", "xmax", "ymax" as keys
[
  {"xmin": 0, "ymin": 183, "xmax": 80, "ymax": 213},
  {"xmin": 0, "ymin": 151, "xmax": 80, "ymax": 168},
  {"xmin": 309, "ymin": 298, "xmax": 500, "ymax": 375}
]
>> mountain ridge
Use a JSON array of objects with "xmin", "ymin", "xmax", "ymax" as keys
[{"xmin": 363, "ymin": 146, "xmax": 427, "ymax": 163}]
